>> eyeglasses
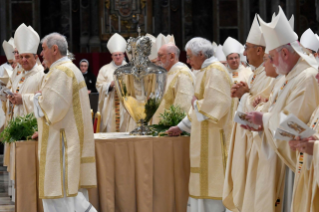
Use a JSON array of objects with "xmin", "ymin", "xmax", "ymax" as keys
[
  {"xmin": 244, "ymin": 44, "xmax": 259, "ymax": 50},
  {"xmin": 12, "ymin": 51, "xmax": 19, "ymax": 55},
  {"xmin": 158, "ymin": 53, "xmax": 171, "ymax": 58}
]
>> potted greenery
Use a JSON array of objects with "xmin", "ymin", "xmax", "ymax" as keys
[
  {"xmin": 149, "ymin": 105, "xmax": 190, "ymax": 136},
  {"xmin": 0, "ymin": 113, "xmax": 38, "ymax": 143}
]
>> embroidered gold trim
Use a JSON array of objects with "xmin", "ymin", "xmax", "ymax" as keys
[
  {"xmin": 61, "ymin": 129, "xmax": 70, "ymax": 196},
  {"xmin": 190, "ymin": 167, "xmax": 200, "ymax": 173},
  {"xmin": 196, "ymin": 101, "xmax": 219, "ymax": 123},
  {"xmin": 189, "ymin": 194, "xmax": 222, "ymax": 200},
  {"xmin": 219, "ymin": 129, "xmax": 226, "ymax": 175},
  {"xmin": 40, "ymin": 194, "xmax": 64, "ymax": 199},
  {"xmin": 81, "ymin": 157, "xmax": 96, "ymax": 163},
  {"xmin": 78, "ymin": 81, "xmax": 87, "ymax": 89},
  {"xmin": 39, "ymin": 120, "xmax": 50, "ymax": 199},
  {"xmin": 59, "ymin": 130, "xmax": 64, "ymax": 197},
  {"xmin": 200, "ymin": 120, "xmax": 209, "ymax": 196},
  {"xmin": 39, "ymin": 103, "xmax": 51, "ymax": 125}
]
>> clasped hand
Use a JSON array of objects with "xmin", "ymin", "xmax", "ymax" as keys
[{"xmin": 231, "ymin": 81, "xmax": 249, "ymax": 99}]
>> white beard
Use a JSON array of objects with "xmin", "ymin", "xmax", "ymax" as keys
[{"xmin": 274, "ymin": 54, "xmax": 289, "ymax": 75}]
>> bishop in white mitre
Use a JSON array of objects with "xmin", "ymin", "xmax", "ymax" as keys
[
  {"xmin": 96, "ymin": 33, "xmax": 132, "ymax": 132},
  {"xmin": 246, "ymin": 6, "xmax": 319, "ymax": 212},
  {"xmin": 223, "ymin": 15, "xmax": 274, "ymax": 212}
]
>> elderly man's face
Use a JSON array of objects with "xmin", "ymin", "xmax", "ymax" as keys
[
  {"xmin": 269, "ymin": 48, "xmax": 289, "ymax": 75},
  {"xmin": 263, "ymin": 54, "xmax": 278, "ymax": 78},
  {"xmin": 112, "ymin": 52, "xmax": 124, "ymax": 66},
  {"xmin": 80, "ymin": 62, "xmax": 89, "ymax": 73},
  {"xmin": 41, "ymin": 42, "xmax": 54, "ymax": 68},
  {"xmin": 186, "ymin": 49, "xmax": 205, "ymax": 70},
  {"xmin": 157, "ymin": 46, "xmax": 170, "ymax": 70},
  {"xmin": 226, "ymin": 53, "xmax": 240, "ymax": 70},
  {"xmin": 13, "ymin": 48, "xmax": 20, "ymax": 63},
  {"xmin": 19, "ymin": 53, "xmax": 37, "ymax": 71}
]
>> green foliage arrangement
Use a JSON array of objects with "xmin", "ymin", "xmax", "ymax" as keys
[
  {"xmin": 149, "ymin": 105, "xmax": 190, "ymax": 136},
  {"xmin": 0, "ymin": 113, "xmax": 38, "ymax": 143}
]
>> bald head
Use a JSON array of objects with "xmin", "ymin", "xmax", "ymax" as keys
[{"xmin": 157, "ymin": 43, "xmax": 180, "ymax": 71}]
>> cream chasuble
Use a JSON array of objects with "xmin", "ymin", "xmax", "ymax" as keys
[
  {"xmin": 227, "ymin": 64, "xmax": 252, "ymax": 84},
  {"xmin": 96, "ymin": 61, "xmax": 133, "ymax": 132},
  {"xmin": 11, "ymin": 64, "xmax": 45, "ymax": 118},
  {"xmin": 37, "ymin": 59, "xmax": 97, "ymax": 199},
  {"xmin": 223, "ymin": 63, "xmax": 274, "ymax": 211},
  {"xmin": 291, "ymin": 107, "xmax": 319, "ymax": 212},
  {"xmin": 188, "ymin": 57, "xmax": 234, "ymax": 200},
  {"xmin": 261, "ymin": 58, "xmax": 319, "ymax": 211},
  {"xmin": 152, "ymin": 62, "xmax": 195, "ymax": 124},
  {"xmin": 243, "ymin": 75, "xmax": 287, "ymax": 212}
]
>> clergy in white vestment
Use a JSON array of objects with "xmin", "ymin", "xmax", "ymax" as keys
[
  {"xmin": 167, "ymin": 37, "xmax": 234, "ymax": 212},
  {"xmin": 246, "ymin": 6, "xmax": 319, "ymax": 212},
  {"xmin": 300, "ymin": 28, "xmax": 319, "ymax": 65},
  {"xmin": 222, "ymin": 37, "xmax": 252, "ymax": 84},
  {"xmin": 223, "ymin": 14, "xmax": 274, "ymax": 212},
  {"xmin": 34, "ymin": 32, "xmax": 97, "ymax": 212},
  {"xmin": 151, "ymin": 43, "xmax": 195, "ymax": 124},
  {"xmin": 96, "ymin": 33, "xmax": 133, "ymax": 132},
  {"xmin": 215, "ymin": 45, "xmax": 227, "ymax": 67}
]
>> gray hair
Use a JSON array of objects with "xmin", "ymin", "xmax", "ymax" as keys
[
  {"xmin": 185, "ymin": 37, "xmax": 214, "ymax": 58},
  {"xmin": 79, "ymin": 59, "xmax": 89, "ymax": 67},
  {"xmin": 276, "ymin": 44, "xmax": 295, "ymax": 54},
  {"xmin": 41, "ymin": 32, "xmax": 68, "ymax": 56},
  {"xmin": 166, "ymin": 44, "xmax": 180, "ymax": 59}
]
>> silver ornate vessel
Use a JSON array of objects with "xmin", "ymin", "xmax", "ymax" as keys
[{"xmin": 114, "ymin": 33, "xmax": 167, "ymax": 135}]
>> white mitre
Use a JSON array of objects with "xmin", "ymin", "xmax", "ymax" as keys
[
  {"xmin": 14, "ymin": 23, "xmax": 40, "ymax": 54},
  {"xmin": 145, "ymin": 33, "xmax": 157, "ymax": 61},
  {"xmin": 215, "ymin": 45, "xmax": 226, "ymax": 61},
  {"xmin": 300, "ymin": 28, "xmax": 319, "ymax": 52},
  {"xmin": 316, "ymin": 34, "xmax": 319, "ymax": 43},
  {"xmin": 246, "ymin": 15, "xmax": 266, "ymax": 46},
  {"xmin": 0, "ymin": 66, "xmax": 13, "ymax": 85},
  {"xmin": 259, "ymin": 6, "xmax": 317, "ymax": 69},
  {"xmin": 107, "ymin": 33, "xmax": 127, "ymax": 53},
  {"xmin": 222, "ymin": 37, "xmax": 243, "ymax": 57},
  {"xmin": 8, "ymin": 37, "xmax": 15, "ymax": 49},
  {"xmin": 212, "ymin": 41, "xmax": 218, "ymax": 52},
  {"xmin": 156, "ymin": 33, "xmax": 175, "ymax": 52},
  {"xmin": 258, "ymin": 6, "xmax": 298, "ymax": 53},
  {"xmin": 2, "ymin": 40, "xmax": 14, "ymax": 60},
  {"xmin": 240, "ymin": 48, "xmax": 247, "ymax": 63}
]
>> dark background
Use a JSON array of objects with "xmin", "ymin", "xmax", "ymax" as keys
[{"xmin": 0, "ymin": 0, "xmax": 317, "ymax": 75}]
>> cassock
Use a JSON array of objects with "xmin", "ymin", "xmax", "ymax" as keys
[
  {"xmin": 291, "ymin": 107, "xmax": 319, "ymax": 212},
  {"xmin": 262, "ymin": 57, "xmax": 319, "ymax": 211},
  {"xmin": 35, "ymin": 57, "xmax": 97, "ymax": 210},
  {"xmin": 184, "ymin": 56, "xmax": 234, "ymax": 212},
  {"xmin": 223, "ymin": 63, "xmax": 274, "ymax": 211},
  {"xmin": 152, "ymin": 62, "xmax": 195, "ymax": 124},
  {"xmin": 96, "ymin": 60, "xmax": 133, "ymax": 132}
]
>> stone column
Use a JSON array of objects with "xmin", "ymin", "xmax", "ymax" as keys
[
  {"xmin": 0, "ymin": 0, "xmax": 7, "ymax": 55},
  {"xmin": 80, "ymin": 0, "xmax": 90, "ymax": 52},
  {"xmin": 89, "ymin": 0, "xmax": 101, "ymax": 52},
  {"xmin": 60, "ymin": 0, "xmax": 72, "ymax": 49}
]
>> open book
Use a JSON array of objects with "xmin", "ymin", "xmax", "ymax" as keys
[
  {"xmin": 234, "ymin": 111, "xmax": 260, "ymax": 130},
  {"xmin": 274, "ymin": 112, "xmax": 315, "ymax": 141}
]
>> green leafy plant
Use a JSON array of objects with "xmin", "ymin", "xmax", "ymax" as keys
[
  {"xmin": 149, "ymin": 105, "xmax": 190, "ymax": 136},
  {"xmin": 0, "ymin": 113, "xmax": 38, "ymax": 143}
]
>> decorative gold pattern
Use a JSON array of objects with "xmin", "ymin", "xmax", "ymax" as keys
[
  {"xmin": 81, "ymin": 157, "xmax": 96, "ymax": 163},
  {"xmin": 196, "ymin": 101, "xmax": 219, "ymax": 123},
  {"xmin": 39, "ymin": 120, "xmax": 51, "ymax": 199},
  {"xmin": 78, "ymin": 81, "xmax": 87, "ymax": 89},
  {"xmin": 59, "ymin": 130, "xmax": 64, "ymax": 196},
  {"xmin": 189, "ymin": 194, "xmax": 222, "ymax": 200},
  {"xmin": 219, "ymin": 129, "xmax": 226, "ymax": 174},
  {"xmin": 190, "ymin": 167, "xmax": 200, "ymax": 173},
  {"xmin": 61, "ymin": 129, "xmax": 69, "ymax": 196},
  {"xmin": 200, "ymin": 120, "xmax": 209, "ymax": 196}
]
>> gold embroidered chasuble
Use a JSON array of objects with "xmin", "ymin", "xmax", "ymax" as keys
[
  {"xmin": 227, "ymin": 64, "xmax": 252, "ymax": 84},
  {"xmin": 96, "ymin": 61, "xmax": 133, "ymax": 132},
  {"xmin": 261, "ymin": 58, "xmax": 319, "ymax": 211},
  {"xmin": 37, "ymin": 60, "xmax": 97, "ymax": 199},
  {"xmin": 11, "ymin": 64, "xmax": 45, "ymax": 118},
  {"xmin": 241, "ymin": 75, "xmax": 287, "ymax": 212},
  {"xmin": 223, "ymin": 64, "xmax": 274, "ymax": 211},
  {"xmin": 291, "ymin": 107, "xmax": 319, "ymax": 212},
  {"xmin": 152, "ymin": 62, "xmax": 195, "ymax": 124},
  {"xmin": 188, "ymin": 60, "xmax": 234, "ymax": 199}
]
